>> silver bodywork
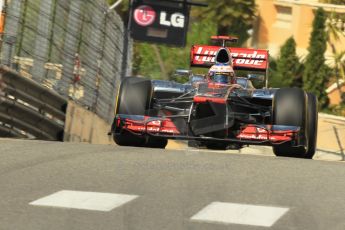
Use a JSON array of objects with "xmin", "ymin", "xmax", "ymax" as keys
[
  {"xmin": 152, "ymin": 80, "xmax": 187, "ymax": 94},
  {"xmin": 152, "ymin": 79, "xmax": 276, "ymax": 100}
]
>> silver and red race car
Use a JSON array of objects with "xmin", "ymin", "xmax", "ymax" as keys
[{"xmin": 110, "ymin": 36, "xmax": 318, "ymax": 159}]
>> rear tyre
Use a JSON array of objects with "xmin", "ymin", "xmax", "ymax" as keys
[
  {"xmin": 146, "ymin": 137, "xmax": 168, "ymax": 148},
  {"xmin": 188, "ymin": 140, "xmax": 204, "ymax": 148},
  {"xmin": 272, "ymin": 88, "xmax": 317, "ymax": 158},
  {"xmin": 205, "ymin": 142, "xmax": 228, "ymax": 150},
  {"xmin": 204, "ymin": 142, "xmax": 242, "ymax": 150}
]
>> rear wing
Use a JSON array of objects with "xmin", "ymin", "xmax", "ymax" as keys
[{"xmin": 190, "ymin": 45, "xmax": 269, "ymax": 72}]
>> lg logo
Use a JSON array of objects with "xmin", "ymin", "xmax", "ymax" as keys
[
  {"xmin": 160, "ymin": 12, "xmax": 185, "ymax": 28},
  {"xmin": 134, "ymin": 5, "xmax": 156, "ymax": 26},
  {"xmin": 134, "ymin": 5, "xmax": 185, "ymax": 28}
]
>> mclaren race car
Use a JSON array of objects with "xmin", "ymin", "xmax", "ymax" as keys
[{"xmin": 110, "ymin": 36, "xmax": 318, "ymax": 159}]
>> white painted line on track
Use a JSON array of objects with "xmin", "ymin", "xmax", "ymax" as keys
[
  {"xmin": 191, "ymin": 202, "xmax": 289, "ymax": 227},
  {"xmin": 29, "ymin": 190, "xmax": 138, "ymax": 212}
]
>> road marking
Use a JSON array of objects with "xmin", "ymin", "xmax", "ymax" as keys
[
  {"xmin": 29, "ymin": 190, "xmax": 138, "ymax": 212},
  {"xmin": 191, "ymin": 202, "xmax": 289, "ymax": 227}
]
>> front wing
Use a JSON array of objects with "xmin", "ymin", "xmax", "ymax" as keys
[{"xmin": 113, "ymin": 114, "xmax": 301, "ymax": 146}]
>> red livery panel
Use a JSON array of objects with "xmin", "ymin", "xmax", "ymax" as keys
[
  {"xmin": 117, "ymin": 116, "xmax": 180, "ymax": 135},
  {"xmin": 116, "ymin": 115, "xmax": 299, "ymax": 144},
  {"xmin": 190, "ymin": 45, "xmax": 269, "ymax": 71},
  {"xmin": 237, "ymin": 125, "xmax": 297, "ymax": 143},
  {"xmin": 193, "ymin": 96, "xmax": 227, "ymax": 104}
]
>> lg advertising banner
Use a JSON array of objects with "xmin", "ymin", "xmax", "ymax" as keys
[{"xmin": 129, "ymin": 0, "xmax": 190, "ymax": 47}]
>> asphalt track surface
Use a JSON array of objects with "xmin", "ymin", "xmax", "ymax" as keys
[{"xmin": 1, "ymin": 138, "xmax": 345, "ymax": 230}]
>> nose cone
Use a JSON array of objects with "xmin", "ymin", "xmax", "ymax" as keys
[{"xmin": 215, "ymin": 48, "xmax": 231, "ymax": 65}]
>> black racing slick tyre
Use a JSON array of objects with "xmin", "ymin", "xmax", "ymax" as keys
[
  {"xmin": 188, "ymin": 140, "xmax": 204, "ymax": 148},
  {"xmin": 113, "ymin": 77, "xmax": 167, "ymax": 149},
  {"xmin": 272, "ymin": 88, "xmax": 317, "ymax": 159},
  {"xmin": 146, "ymin": 137, "xmax": 168, "ymax": 149},
  {"xmin": 304, "ymin": 93, "xmax": 318, "ymax": 158},
  {"xmin": 205, "ymin": 142, "xmax": 229, "ymax": 150},
  {"xmin": 113, "ymin": 77, "xmax": 151, "ymax": 147},
  {"xmin": 116, "ymin": 77, "xmax": 152, "ymax": 116}
]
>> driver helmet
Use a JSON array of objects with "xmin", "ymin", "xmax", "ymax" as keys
[{"xmin": 208, "ymin": 64, "xmax": 235, "ymax": 84}]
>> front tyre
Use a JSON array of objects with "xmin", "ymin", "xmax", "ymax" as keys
[
  {"xmin": 304, "ymin": 93, "xmax": 318, "ymax": 158},
  {"xmin": 113, "ymin": 77, "xmax": 167, "ymax": 149},
  {"xmin": 272, "ymin": 88, "xmax": 317, "ymax": 158},
  {"xmin": 113, "ymin": 77, "xmax": 152, "ymax": 147}
]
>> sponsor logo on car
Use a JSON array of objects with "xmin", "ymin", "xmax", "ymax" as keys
[{"xmin": 194, "ymin": 47, "xmax": 266, "ymax": 66}]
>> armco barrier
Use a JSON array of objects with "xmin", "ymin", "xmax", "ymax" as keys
[{"xmin": 0, "ymin": 65, "xmax": 67, "ymax": 140}]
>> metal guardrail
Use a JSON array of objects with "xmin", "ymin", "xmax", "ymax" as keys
[{"xmin": 0, "ymin": 65, "xmax": 67, "ymax": 140}]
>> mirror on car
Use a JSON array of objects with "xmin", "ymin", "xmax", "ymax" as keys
[
  {"xmin": 247, "ymin": 74, "xmax": 265, "ymax": 89},
  {"xmin": 171, "ymin": 69, "xmax": 192, "ymax": 84},
  {"xmin": 247, "ymin": 74, "xmax": 265, "ymax": 82},
  {"xmin": 190, "ymin": 74, "xmax": 205, "ymax": 83},
  {"xmin": 175, "ymin": 69, "xmax": 192, "ymax": 77}
]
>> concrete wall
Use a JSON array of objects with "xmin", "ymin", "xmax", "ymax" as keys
[{"xmin": 64, "ymin": 101, "xmax": 114, "ymax": 145}]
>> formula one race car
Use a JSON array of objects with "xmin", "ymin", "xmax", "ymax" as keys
[{"xmin": 110, "ymin": 36, "xmax": 318, "ymax": 159}]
